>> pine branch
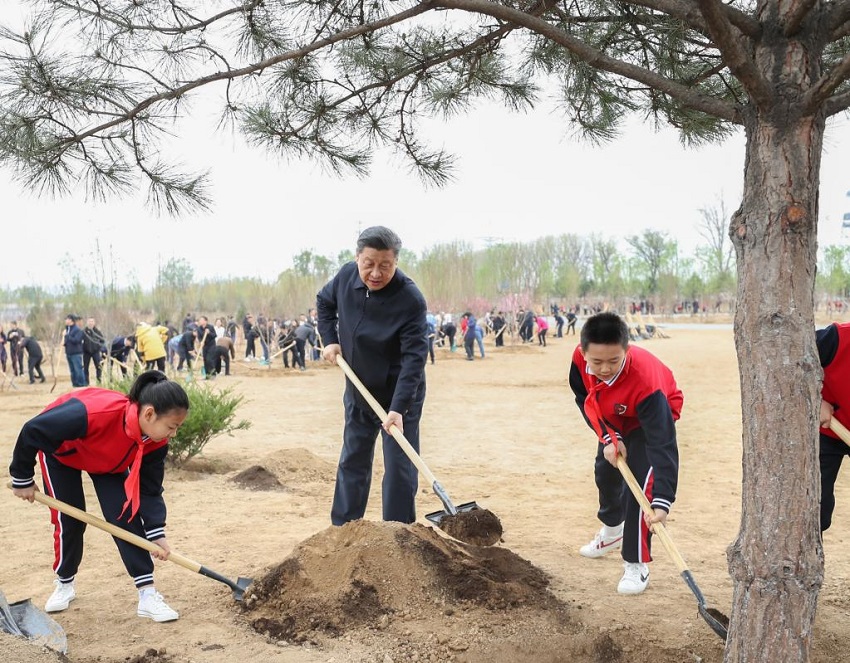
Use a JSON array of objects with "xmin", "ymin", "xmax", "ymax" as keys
[
  {"xmin": 693, "ymin": 0, "xmax": 773, "ymax": 110},
  {"xmin": 436, "ymin": 0, "xmax": 741, "ymax": 122}
]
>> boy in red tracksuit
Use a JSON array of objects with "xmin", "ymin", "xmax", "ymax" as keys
[
  {"xmin": 9, "ymin": 370, "xmax": 189, "ymax": 621},
  {"xmin": 569, "ymin": 312, "xmax": 682, "ymax": 594}
]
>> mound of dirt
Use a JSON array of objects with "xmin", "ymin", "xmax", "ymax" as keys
[
  {"xmin": 260, "ymin": 448, "xmax": 336, "ymax": 483},
  {"xmin": 229, "ymin": 465, "xmax": 284, "ymax": 491},
  {"xmin": 242, "ymin": 519, "xmax": 561, "ymax": 644},
  {"xmin": 238, "ymin": 520, "xmax": 718, "ymax": 663}
]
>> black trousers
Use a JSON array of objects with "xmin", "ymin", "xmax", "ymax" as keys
[
  {"xmin": 592, "ymin": 430, "xmax": 655, "ymax": 563},
  {"xmin": 820, "ymin": 432, "xmax": 850, "ymax": 531},
  {"xmin": 464, "ymin": 335, "xmax": 475, "ymax": 359},
  {"xmin": 39, "ymin": 452, "xmax": 156, "ymax": 588},
  {"xmin": 294, "ymin": 339, "xmax": 307, "ymax": 369},
  {"xmin": 28, "ymin": 355, "xmax": 45, "ymax": 382},
  {"xmin": 83, "ymin": 350, "xmax": 103, "ymax": 384},
  {"xmin": 11, "ymin": 344, "xmax": 24, "ymax": 375},
  {"xmin": 213, "ymin": 347, "xmax": 231, "ymax": 375},
  {"xmin": 331, "ymin": 389, "xmax": 423, "ymax": 525},
  {"xmin": 282, "ymin": 346, "xmax": 298, "ymax": 368}
]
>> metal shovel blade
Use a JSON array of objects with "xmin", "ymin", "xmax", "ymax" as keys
[
  {"xmin": 699, "ymin": 604, "xmax": 729, "ymax": 640},
  {"xmin": 197, "ymin": 565, "xmax": 253, "ymax": 602},
  {"xmin": 0, "ymin": 590, "xmax": 67, "ymax": 654},
  {"xmin": 425, "ymin": 501, "xmax": 481, "ymax": 527}
]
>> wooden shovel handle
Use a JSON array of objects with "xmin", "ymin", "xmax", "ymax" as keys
[
  {"xmin": 829, "ymin": 417, "xmax": 850, "ymax": 447},
  {"xmin": 6, "ymin": 482, "xmax": 201, "ymax": 574},
  {"xmin": 335, "ymin": 356, "xmax": 438, "ymax": 486},
  {"xmin": 615, "ymin": 456, "xmax": 690, "ymax": 575}
]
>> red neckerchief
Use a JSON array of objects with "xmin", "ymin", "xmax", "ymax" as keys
[
  {"xmin": 584, "ymin": 378, "xmax": 613, "ymax": 448},
  {"xmin": 119, "ymin": 403, "xmax": 154, "ymax": 521},
  {"xmin": 583, "ymin": 352, "xmax": 628, "ymax": 451}
]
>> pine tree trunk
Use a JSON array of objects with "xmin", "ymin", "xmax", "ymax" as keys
[{"xmin": 726, "ymin": 109, "xmax": 825, "ymax": 661}]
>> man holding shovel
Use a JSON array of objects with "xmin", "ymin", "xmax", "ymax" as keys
[
  {"xmin": 317, "ymin": 225, "xmax": 428, "ymax": 526},
  {"xmin": 569, "ymin": 312, "xmax": 683, "ymax": 595}
]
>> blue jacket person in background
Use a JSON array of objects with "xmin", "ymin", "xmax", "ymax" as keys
[{"xmin": 317, "ymin": 226, "xmax": 428, "ymax": 525}]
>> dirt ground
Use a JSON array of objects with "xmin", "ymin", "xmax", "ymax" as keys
[{"xmin": 2, "ymin": 325, "xmax": 850, "ymax": 663}]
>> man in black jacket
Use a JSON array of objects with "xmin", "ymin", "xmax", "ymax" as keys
[
  {"xmin": 82, "ymin": 317, "xmax": 107, "ymax": 384},
  {"xmin": 317, "ymin": 226, "xmax": 428, "ymax": 526}
]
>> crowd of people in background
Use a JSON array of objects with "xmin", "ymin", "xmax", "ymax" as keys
[{"xmin": 0, "ymin": 300, "xmax": 598, "ymax": 386}]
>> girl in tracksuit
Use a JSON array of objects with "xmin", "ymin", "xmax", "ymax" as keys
[
  {"xmin": 569, "ymin": 312, "xmax": 683, "ymax": 595},
  {"xmin": 9, "ymin": 371, "xmax": 189, "ymax": 622}
]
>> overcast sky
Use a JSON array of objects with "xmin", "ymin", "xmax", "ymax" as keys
[{"xmin": 2, "ymin": 5, "xmax": 849, "ymax": 291}]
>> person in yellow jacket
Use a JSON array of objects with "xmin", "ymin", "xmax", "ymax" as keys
[{"xmin": 135, "ymin": 323, "xmax": 169, "ymax": 371}]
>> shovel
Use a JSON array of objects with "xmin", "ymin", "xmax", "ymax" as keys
[
  {"xmin": 616, "ymin": 456, "xmax": 729, "ymax": 641},
  {"xmin": 829, "ymin": 416, "xmax": 850, "ymax": 447},
  {"xmin": 0, "ymin": 588, "xmax": 67, "ymax": 654},
  {"xmin": 8, "ymin": 484, "xmax": 253, "ymax": 601},
  {"xmin": 334, "ymin": 356, "xmax": 480, "ymax": 527}
]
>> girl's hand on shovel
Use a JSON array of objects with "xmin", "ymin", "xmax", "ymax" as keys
[
  {"xmin": 644, "ymin": 508, "xmax": 668, "ymax": 529},
  {"xmin": 150, "ymin": 537, "xmax": 172, "ymax": 561},
  {"xmin": 12, "ymin": 484, "xmax": 37, "ymax": 503}
]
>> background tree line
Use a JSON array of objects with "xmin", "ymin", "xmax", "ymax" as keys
[{"xmin": 4, "ymin": 207, "xmax": 849, "ymax": 330}]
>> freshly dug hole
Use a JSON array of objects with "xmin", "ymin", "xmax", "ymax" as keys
[{"xmin": 437, "ymin": 507, "xmax": 503, "ymax": 546}]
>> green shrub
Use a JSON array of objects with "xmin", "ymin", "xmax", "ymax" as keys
[
  {"xmin": 107, "ymin": 376, "xmax": 251, "ymax": 467},
  {"xmin": 168, "ymin": 381, "xmax": 251, "ymax": 466}
]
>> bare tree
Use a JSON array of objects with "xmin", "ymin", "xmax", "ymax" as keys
[{"xmin": 697, "ymin": 196, "xmax": 736, "ymax": 289}]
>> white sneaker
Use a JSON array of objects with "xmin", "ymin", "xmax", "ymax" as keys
[
  {"xmin": 579, "ymin": 525, "xmax": 624, "ymax": 558},
  {"xmin": 617, "ymin": 562, "xmax": 650, "ymax": 595},
  {"xmin": 45, "ymin": 579, "xmax": 76, "ymax": 613},
  {"xmin": 137, "ymin": 589, "xmax": 179, "ymax": 622}
]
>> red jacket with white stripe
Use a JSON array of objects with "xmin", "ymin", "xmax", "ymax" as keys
[
  {"xmin": 9, "ymin": 388, "xmax": 169, "ymax": 536},
  {"xmin": 569, "ymin": 344, "xmax": 683, "ymax": 513}
]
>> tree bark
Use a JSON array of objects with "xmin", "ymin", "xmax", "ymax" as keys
[{"xmin": 726, "ymin": 107, "xmax": 825, "ymax": 661}]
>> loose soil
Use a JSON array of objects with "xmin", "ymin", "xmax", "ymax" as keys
[
  {"xmin": 229, "ymin": 465, "xmax": 285, "ymax": 491},
  {"xmin": 436, "ymin": 507, "xmax": 503, "ymax": 546},
  {"xmin": 2, "ymin": 325, "xmax": 850, "ymax": 662}
]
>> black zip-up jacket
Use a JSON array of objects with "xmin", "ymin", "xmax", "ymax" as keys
[
  {"xmin": 317, "ymin": 262, "xmax": 428, "ymax": 414},
  {"xmin": 83, "ymin": 326, "xmax": 106, "ymax": 355}
]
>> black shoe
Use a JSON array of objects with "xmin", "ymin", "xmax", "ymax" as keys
[
  {"xmin": 40, "ymin": 378, "xmax": 46, "ymax": 383},
  {"xmin": 29, "ymin": 380, "xmax": 35, "ymax": 384}
]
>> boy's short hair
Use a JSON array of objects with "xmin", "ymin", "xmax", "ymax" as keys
[{"xmin": 580, "ymin": 312, "xmax": 630, "ymax": 350}]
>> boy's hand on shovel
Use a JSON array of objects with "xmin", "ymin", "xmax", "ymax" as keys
[{"xmin": 602, "ymin": 432, "xmax": 625, "ymax": 467}]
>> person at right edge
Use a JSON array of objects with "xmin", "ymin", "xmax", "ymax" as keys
[
  {"xmin": 816, "ymin": 321, "xmax": 850, "ymax": 533},
  {"xmin": 317, "ymin": 226, "xmax": 428, "ymax": 526},
  {"xmin": 569, "ymin": 312, "xmax": 683, "ymax": 595}
]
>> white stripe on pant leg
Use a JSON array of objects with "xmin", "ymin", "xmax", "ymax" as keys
[
  {"xmin": 38, "ymin": 451, "xmax": 67, "ymax": 577},
  {"xmin": 637, "ymin": 466, "xmax": 655, "ymax": 565}
]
